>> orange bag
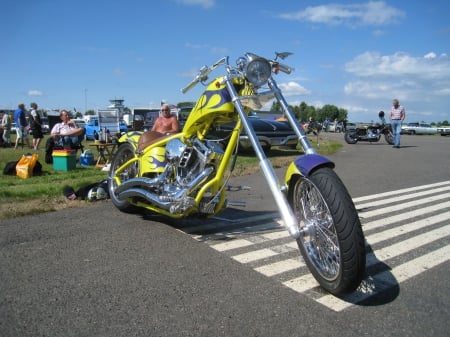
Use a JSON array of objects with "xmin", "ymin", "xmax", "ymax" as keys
[{"xmin": 16, "ymin": 153, "xmax": 39, "ymax": 179}]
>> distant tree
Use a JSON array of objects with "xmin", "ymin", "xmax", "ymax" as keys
[
  {"xmin": 177, "ymin": 101, "xmax": 196, "ymax": 108},
  {"xmin": 318, "ymin": 104, "xmax": 344, "ymax": 122},
  {"xmin": 269, "ymin": 101, "xmax": 282, "ymax": 112},
  {"xmin": 271, "ymin": 100, "xmax": 348, "ymax": 123},
  {"xmin": 85, "ymin": 110, "xmax": 95, "ymax": 116}
]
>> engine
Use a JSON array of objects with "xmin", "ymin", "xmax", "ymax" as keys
[
  {"xmin": 164, "ymin": 137, "xmax": 224, "ymax": 191},
  {"xmin": 115, "ymin": 137, "xmax": 224, "ymax": 214}
]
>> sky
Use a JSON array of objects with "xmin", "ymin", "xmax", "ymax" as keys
[{"xmin": 1, "ymin": 0, "xmax": 449, "ymax": 123}]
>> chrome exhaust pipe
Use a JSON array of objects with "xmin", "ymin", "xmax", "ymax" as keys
[{"xmin": 118, "ymin": 188, "xmax": 172, "ymax": 210}]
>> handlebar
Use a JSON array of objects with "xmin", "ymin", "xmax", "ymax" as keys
[
  {"xmin": 275, "ymin": 62, "xmax": 293, "ymax": 74},
  {"xmin": 181, "ymin": 66, "xmax": 209, "ymax": 94},
  {"xmin": 181, "ymin": 54, "xmax": 293, "ymax": 93},
  {"xmin": 181, "ymin": 57, "xmax": 228, "ymax": 94}
]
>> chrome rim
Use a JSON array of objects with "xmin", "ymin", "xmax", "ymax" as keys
[{"xmin": 294, "ymin": 178, "xmax": 340, "ymax": 281}]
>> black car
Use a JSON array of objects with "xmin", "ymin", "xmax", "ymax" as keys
[{"xmin": 210, "ymin": 116, "xmax": 298, "ymax": 153}]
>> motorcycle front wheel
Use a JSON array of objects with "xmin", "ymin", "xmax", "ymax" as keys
[
  {"xmin": 108, "ymin": 143, "xmax": 140, "ymax": 213},
  {"xmin": 344, "ymin": 131, "xmax": 358, "ymax": 144},
  {"xmin": 384, "ymin": 132, "xmax": 394, "ymax": 145},
  {"xmin": 290, "ymin": 167, "xmax": 366, "ymax": 295}
]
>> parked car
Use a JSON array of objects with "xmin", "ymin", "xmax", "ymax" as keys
[
  {"xmin": 209, "ymin": 115, "xmax": 298, "ymax": 153},
  {"xmin": 85, "ymin": 117, "xmax": 128, "ymax": 140},
  {"xmin": 178, "ymin": 105, "xmax": 194, "ymax": 129},
  {"xmin": 327, "ymin": 121, "xmax": 343, "ymax": 132},
  {"xmin": 401, "ymin": 122, "xmax": 437, "ymax": 135},
  {"xmin": 345, "ymin": 122, "xmax": 357, "ymax": 130},
  {"xmin": 437, "ymin": 126, "xmax": 450, "ymax": 136},
  {"xmin": 40, "ymin": 117, "xmax": 50, "ymax": 133}
]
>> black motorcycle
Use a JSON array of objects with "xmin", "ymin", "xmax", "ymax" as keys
[{"xmin": 344, "ymin": 111, "xmax": 394, "ymax": 145}]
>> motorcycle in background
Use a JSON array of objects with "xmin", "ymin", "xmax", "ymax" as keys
[
  {"xmin": 108, "ymin": 52, "xmax": 366, "ymax": 295},
  {"xmin": 344, "ymin": 111, "xmax": 394, "ymax": 145}
]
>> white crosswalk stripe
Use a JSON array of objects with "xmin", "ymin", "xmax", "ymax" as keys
[{"xmin": 187, "ymin": 180, "xmax": 450, "ymax": 312}]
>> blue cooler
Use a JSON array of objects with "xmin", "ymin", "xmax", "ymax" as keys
[{"xmin": 80, "ymin": 149, "xmax": 95, "ymax": 167}]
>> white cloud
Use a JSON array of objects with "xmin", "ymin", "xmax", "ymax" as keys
[
  {"xmin": 278, "ymin": 1, "xmax": 405, "ymax": 26},
  {"xmin": 435, "ymin": 88, "xmax": 450, "ymax": 96},
  {"xmin": 342, "ymin": 51, "xmax": 450, "ymax": 122},
  {"xmin": 345, "ymin": 51, "xmax": 450, "ymax": 80},
  {"xmin": 185, "ymin": 42, "xmax": 209, "ymax": 49},
  {"xmin": 176, "ymin": 0, "xmax": 214, "ymax": 9},
  {"xmin": 278, "ymin": 81, "xmax": 311, "ymax": 97},
  {"xmin": 113, "ymin": 68, "xmax": 125, "ymax": 76},
  {"xmin": 28, "ymin": 90, "xmax": 43, "ymax": 96}
]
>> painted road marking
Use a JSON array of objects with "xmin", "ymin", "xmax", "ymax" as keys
[{"xmin": 188, "ymin": 181, "xmax": 450, "ymax": 312}]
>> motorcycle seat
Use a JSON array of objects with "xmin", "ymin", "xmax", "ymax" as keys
[{"xmin": 137, "ymin": 131, "xmax": 171, "ymax": 152}]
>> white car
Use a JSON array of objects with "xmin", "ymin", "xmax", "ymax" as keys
[
  {"xmin": 327, "ymin": 122, "xmax": 343, "ymax": 132},
  {"xmin": 401, "ymin": 122, "xmax": 437, "ymax": 135}
]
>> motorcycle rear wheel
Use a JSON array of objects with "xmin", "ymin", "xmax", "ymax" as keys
[
  {"xmin": 344, "ymin": 131, "xmax": 358, "ymax": 144},
  {"xmin": 290, "ymin": 167, "xmax": 366, "ymax": 295},
  {"xmin": 108, "ymin": 143, "xmax": 140, "ymax": 213}
]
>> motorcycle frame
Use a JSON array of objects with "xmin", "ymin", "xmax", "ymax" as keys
[{"xmin": 113, "ymin": 57, "xmax": 334, "ymax": 239}]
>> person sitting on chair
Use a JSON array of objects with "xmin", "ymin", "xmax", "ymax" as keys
[{"xmin": 50, "ymin": 110, "xmax": 84, "ymax": 148}]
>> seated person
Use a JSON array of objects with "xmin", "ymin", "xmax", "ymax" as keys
[
  {"xmin": 50, "ymin": 110, "xmax": 84, "ymax": 148},
  {"xmin": 138, "ymin": 104, "xmax": 180, "ymax": 151},
  {"xmin": 152, "ymin": 104, "xmax": 180, "ymax": 134}
]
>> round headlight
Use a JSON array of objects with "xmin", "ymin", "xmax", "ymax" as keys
[{"xmin": 245, "ymin": 58, "xmax": 271, "ymax": 87}]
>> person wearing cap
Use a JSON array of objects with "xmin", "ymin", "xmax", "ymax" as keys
[{"xmin": 14, "ymin": 103, "xmax": 30, "ymax": 149}]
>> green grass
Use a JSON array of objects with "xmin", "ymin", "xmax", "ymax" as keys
[{"xmin": 0, "ymin": 134, "xmax": 341, "ymax": 219}]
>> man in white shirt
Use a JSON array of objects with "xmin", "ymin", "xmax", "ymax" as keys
[{"xmin": 50, "ymin": 110, "xmax": 84, "ymax": 148}]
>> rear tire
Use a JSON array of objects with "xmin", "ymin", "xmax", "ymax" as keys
[
  {"xmin": 108, "ymin": 143, "xmax": 140, "ymax": 213},
  {"xmin": 289, "ymin": 167, "xmax": 366, "ymax": 295},
  {"xmin": 344, "ymin": 131, "xmax": 358, "ymax": 144}
]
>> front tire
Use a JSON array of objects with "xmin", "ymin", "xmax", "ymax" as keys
[
  {"xmin": 344, "ymin": 131, "xmax": 358, "ymax": 144},
  {"xmin": 384, "ymin": 132, "xmax": 394, "ymax": 145},
  {"xmin": 289, "ymin": 167, "xmax": 366, "ymax": 295},
  {"xmin": 108, "ymin": 143, "xmax": 140, "ymax": 213}
]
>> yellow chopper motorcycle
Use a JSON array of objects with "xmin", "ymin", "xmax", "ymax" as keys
[{"xmin": 108, "ymin": 52, "xmax": 365, "ymax": 295}]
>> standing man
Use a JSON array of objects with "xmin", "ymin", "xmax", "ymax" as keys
[
  {"xmin": 29, "ymin": 102, "xmax": 43, "ymax": 150},
  {"xmin": 389, "ymin": 98, "xmax": 406, "ymax": 148},
  {"xmin": 14, "ymin": 103, "xmax": 30, "ymax": 149},
  {"xmin": 1, "ymin": 110, "xmax": 12, "ymax": 147}
]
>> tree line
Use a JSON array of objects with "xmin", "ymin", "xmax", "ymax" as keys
[{"xmin": 270, "ymin": 101, "xmax": 348, "ymax": 123}]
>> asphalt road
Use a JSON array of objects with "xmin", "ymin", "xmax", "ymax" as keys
[{"xmin": 1, "ymin": 133, "xmax": 449, "ymax": 337}]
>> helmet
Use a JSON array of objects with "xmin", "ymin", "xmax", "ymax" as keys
[
  {"xmin": 86, "ymin": 186, "xmax": 108, "ymax": 201},
  {"xmin": 87, "ymin": 188, "xmax": 97, "ymax": 201},
  {"xmin": 96, "ymin": 186, "xmax": 107, "ymax": 200},
  {"xmin": 378, "ymin": 111, "xmax": 385, "ymax": 118}
]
